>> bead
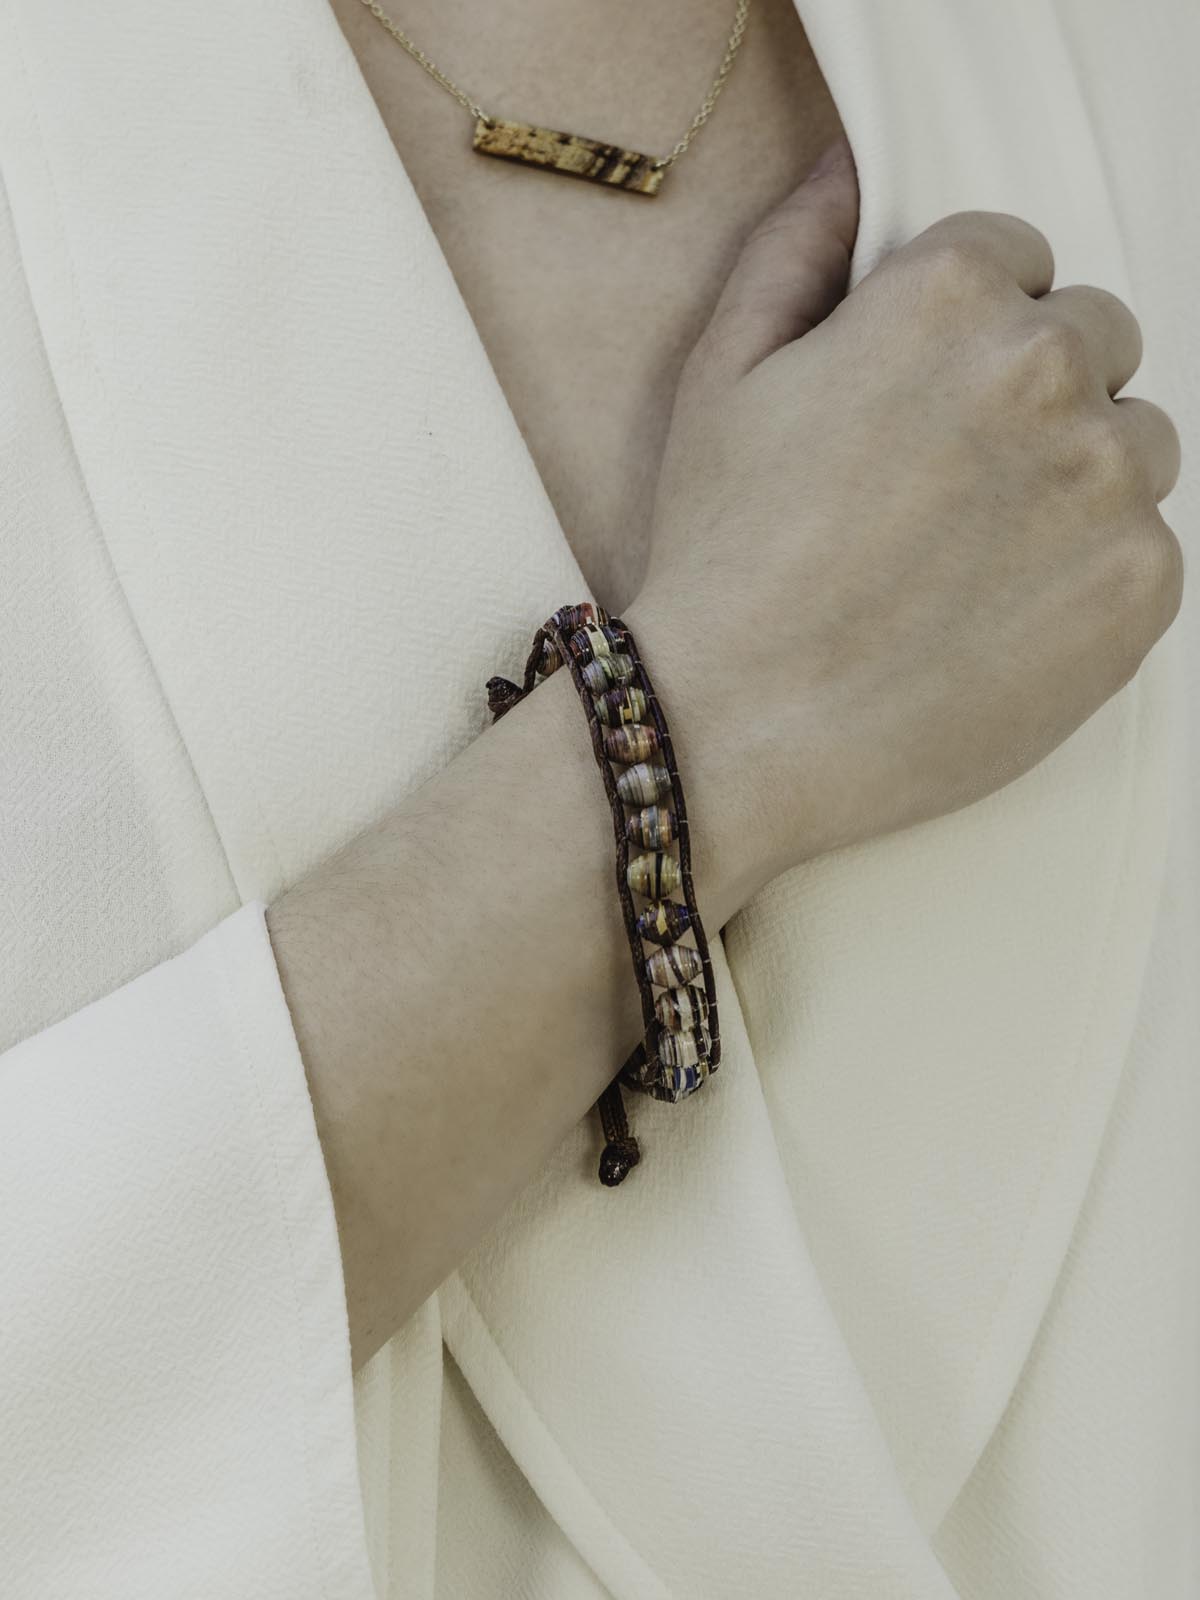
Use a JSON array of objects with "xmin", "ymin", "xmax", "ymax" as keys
[
  {"xmin": 581, "ymin": 653, "xmax": 634, "ymax": 693},
  {"xmin": 569, "ymin": 623, "xmax": 626, "ymax": 664},
  {"xmin": 636, "ymin": 899, "xmax": 692, "ymax": 946},
  {"xmin": 655, "ymin": 985, "xmax": 709, "ymax": 1032},
  {"xmin": 656, "ymin": 1024, "xmax": 712, "ymax": 1071},
  {"xmin": 550, "ymin": 602, "xmax": 607, "ymax": 636},
  {"xmin": 536, "ymin": 637, "xmax": 564, "ymax": 677},
  {"xmin": 594, "ymin": 685, "xmax": 648, "ymax": 727},
  {"xmin": 625, "ymin": 803, "xmax": 676, "ymax": 849},
  {"xmin": 644, "ymin": 941, "xmax": 703, "ymax": 989},
  {"xmin": 627, "ymin": 851, "xmax": 681, "ymax": 897},
  {"xmin": 570, "ymin": 625, "xmax": 607, "ymax": 662},
  {"xmin": 616, "ymin": 761, "xmax": 670, "ymax": 806},
  {"xmin": 656, "ymin": 1058, "xmax": 710, "ymax": 1102},
  {"xmin": 603, "ymin": 723, "xmax": 660, "ymax": 764}
]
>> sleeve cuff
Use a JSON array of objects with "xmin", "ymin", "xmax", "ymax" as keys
[{"xmin": 0, "ymin": 900, "xmax": 376, "ymax": 1599}]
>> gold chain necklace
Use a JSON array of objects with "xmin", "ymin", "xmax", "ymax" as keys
[{"xmin": 356, "ymin": 0, "xmax": 752, "ymax": 197}]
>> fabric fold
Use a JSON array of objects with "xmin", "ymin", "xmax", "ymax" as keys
[{"xmin": 0, "ymin": 902, "xmax": 375, "ymax": 1600}]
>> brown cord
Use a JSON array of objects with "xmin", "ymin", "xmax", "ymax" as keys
[{"xmin": 487, "ymin": 607, "xmax": 718, "ymax": 1184}]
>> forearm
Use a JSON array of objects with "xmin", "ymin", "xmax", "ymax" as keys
[{"xmin": 266, "ymin": 601, "xmax": 762, "ymax": 1367}]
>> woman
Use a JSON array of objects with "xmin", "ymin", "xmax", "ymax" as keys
[{"xmin": 1, "ymin": 0, "xmax": 1195, "ymax": 1594}]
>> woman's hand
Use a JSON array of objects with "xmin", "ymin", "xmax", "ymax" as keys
[{"xmin": 629, "ymin": 138, "xmax": 1183, "ymax": 889}]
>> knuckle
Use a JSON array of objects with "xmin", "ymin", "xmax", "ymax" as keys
[
  {"xmin": 1102, "ymin": 520, "xmax": 1184, "ymax": 639},
  {"xmin": 1151, "ymin": 399, "xmax": 1183, "ymax": 462},
  {"xmin": 929, "ymin": 208, "xmax": 1046, "ymax": 248},
  {"xmin": 1165, "ymin": 544, "xmax": 1185, "ymax": 627},
  {"xmin": 1090, "ymin": 284, "xmax": 1143, "ymax": 356},
  {"xmin": 1150, "ymin": 521, "xmax": 1186, "ymax": 626},
  {"xmin": 911, "ymin": 240, "xmax": 996, "ymax": 304},
  {"xmin": 1010, "ymin": 320, "xmax": 1090, "ymax": 408},
  {"xmin": 920, "ymin": 209, "xmax": 1054, "ymax": 276},
  {"xmin": 1137, "ymin": 397, "xmax": 1184, "ymax": 493},
  {"xmin": 1095, "ymin": 546, "xmax": 1157, "ymax": 684},
  {"xmin": 957, "ymin": 208, "xmax": 1051, "ymax": 247},
  {"xmin": 1074, "ymin": 412, "xmax": 1138, "ymax": 496}
]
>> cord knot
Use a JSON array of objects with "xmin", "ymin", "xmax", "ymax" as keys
[
  {"xmin": 598, "ymin": 1136, "xmax": 641, "ymax": 1187},
  {"xmin": 485, "ymin": 675, "xmax": 524, "ymax": 719}
]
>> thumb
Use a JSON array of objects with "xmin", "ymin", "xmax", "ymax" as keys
[{"xmin": 692, "ymin": 136, "xmax": 859, "ymax": 386}]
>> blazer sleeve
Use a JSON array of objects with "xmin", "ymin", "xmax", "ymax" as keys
[{"xmin": 0, "ymin": 900, "xmax": 377, "ymax": 1600}]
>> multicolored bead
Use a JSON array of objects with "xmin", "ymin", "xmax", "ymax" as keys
[
  {"xmin": 580, "ymin": 653, "xmax": 634, "ymax": 693},
  {"xmin": 569, "ymin": 623, "xmax": 627, "ymax": 665},
  {"xmin": 625, "ymin": 803, "xmax": 676, "ymax": 849},
  {"xmin": 602, "ymin": 723, "xmax": 660, "ymax": 764},
  {"xmin": 594, "ymin": 685, "xmax": 648, "ymax": 727},
  {"xmin": 616, "ymin": 761, "xmax": 670, "ymax": 806},
  {"xmin": 499, "ymin": 604, "xmax": 722, "ymax": 1176},
  {"xmin": 627, "ymin": 851, "xmax": 681, "ymax": 897},
  {"xmin": 551, "ymin": 602, "xmax": 607, "ymax": 636},
  {"xmin": 572, "ymin": 624, "xmax": 611, "ymax": 660},
  {"xmin": 538, "ymin": 605, "xmax": 609, "ymax": 676},
  {"xmin": 656, "ymin": 1058, "xmax": 710, "ymax": 1101},
  {"xmin": 655, "ymin": 985, "xmax": 709, "ymax": 1032},
  {"xmin": 644, "ymin": 941, "xmax": 703, "ymax": 989},
  {"xmin": 656, "ymin": 1024, "xmax": 712, "ymax": 1071},
  {"xmin": 636, "ymin": 899, "xmax": 692, "ymax": 946},
  {"xmin": 536, "ymin": 638, "xmax": 564, "ymax": 677}
]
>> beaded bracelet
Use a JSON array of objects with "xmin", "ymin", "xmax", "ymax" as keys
[{"xmin": 486, "ymin": 603, "xmax": 721, "ymax": 1186}]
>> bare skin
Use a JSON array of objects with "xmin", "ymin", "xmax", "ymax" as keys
[
  {"xmin": 269, "ymin": 648, "xmax": 757, "ymax": 1367},
  {"xmin": 269, "ymin": 91, "xmax": 1182, "ymax": 1360},
  {"xmin": 327, "ymin": 0, "xmax": 842, "ymax": 608}
]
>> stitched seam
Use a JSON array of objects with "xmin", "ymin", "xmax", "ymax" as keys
[
  {"xmin": 212, "ymin": 923, "xmax": 333, "ymax": 1599},
  {"xmin": 2, "ymin": 6, "xmax": 286, "ymax": 895}
]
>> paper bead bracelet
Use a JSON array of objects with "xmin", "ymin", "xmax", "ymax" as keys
[{"xmin": 486, "ymin": 603, "xmax": 721, "ymax": 1186}]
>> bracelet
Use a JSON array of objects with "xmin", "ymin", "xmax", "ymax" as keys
[{"xmin": 486, "ymin": 603, "xmax": 721, "ymax": 1187}]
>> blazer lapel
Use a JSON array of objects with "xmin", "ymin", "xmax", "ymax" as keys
[{"xmin": 0, "ymin": 0, "xmax": 586, "ymax": 908}]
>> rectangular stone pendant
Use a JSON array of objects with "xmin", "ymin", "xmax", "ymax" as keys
[{"xmin": 472, "ymin": 117, "xmax": 665, "ymax": 196}]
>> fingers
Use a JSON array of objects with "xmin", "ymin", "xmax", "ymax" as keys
[
  {"xmin": 691, "ymin": 135, "xmax": 859, "ymax": 384},
  {"xmin": 1113, "ymin": 395, "xmax": 1183, "ymax": 502},
  {"xmin": 897, "ymin": 215, "xmax": 1171, "ymax": 494},
  {"xmin": 899, "ymin": 210, "xmax": 1057, "ymax": 299},
  {"xmin": 894, "ymin": 217, "xmax": 1145, "ymax": 400},
  {"xmin": 1038, "ymin": 284, "xmax": 1144, "ymax": 397}
]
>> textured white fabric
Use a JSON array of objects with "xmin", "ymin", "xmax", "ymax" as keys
[
  {"xmin": 0, "ymin": 0, "xmax": 1196, "ymax": 1595},
  {"xmin": 0, "ymin": 905, "xmax": 375, "ymax": 1598}
]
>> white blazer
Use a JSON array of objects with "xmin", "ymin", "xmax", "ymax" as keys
[{"xmin": 1, "ymin": 0, "xmax": 1197, "ymax": 1595}]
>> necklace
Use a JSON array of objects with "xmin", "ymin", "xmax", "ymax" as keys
[{"xmin": 356, "ymin": 0, "xmax": 752, "ymax": 197}]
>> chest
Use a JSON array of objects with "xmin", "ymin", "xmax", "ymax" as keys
[{"xmin": 329, "ymin": 0, "xmax": 841, "ymax": 609}]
